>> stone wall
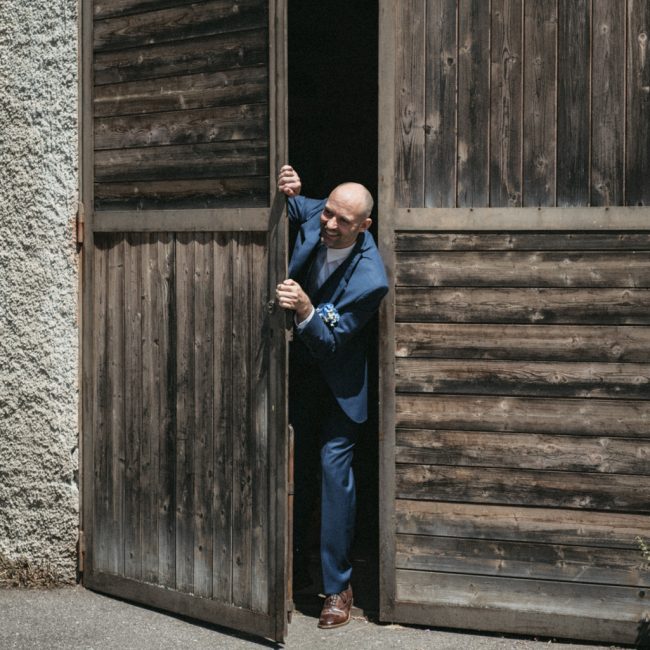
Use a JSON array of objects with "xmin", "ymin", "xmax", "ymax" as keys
[{"xmin": 0, "ymin": 0, "xmax": 79, "ymax": 581}]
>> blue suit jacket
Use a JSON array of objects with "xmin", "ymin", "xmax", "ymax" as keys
[{"xmin": 288, "ymin": 195, "xmax": 389, "ymax": 423}]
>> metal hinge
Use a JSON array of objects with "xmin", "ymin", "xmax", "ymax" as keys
[
  {"xmin": 76, "ymin": 201, "xmax": 85, "ymax": 247},
  {"xmin": 78, "ymin": 530, "xmax": 85, "ymax": 573}
]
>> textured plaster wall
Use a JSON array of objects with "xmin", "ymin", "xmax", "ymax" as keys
[{"xmin": 0, "ymin": 0, "xmax": 79, "ymax": 579}]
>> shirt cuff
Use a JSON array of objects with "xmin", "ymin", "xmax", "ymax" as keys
[{"xmin": 295, "ymin": 307, "xmax": 315, "ymax": 331}]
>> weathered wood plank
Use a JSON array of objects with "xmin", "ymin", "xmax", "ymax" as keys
[
  {"xmin": 94, "ymin": 104, "xmax": 267, "ymax": 150},
  {"xmin": 192, "ymin": 233, "xmax": 214, "ymax": 598},
  {"xmin": 95, "ymin": 140, "xmax": 268, "ymax": 183},
  {"xmin": 94, "ymin": 29, "xmax": 266, "ymax": 85},
  {"xmin": 424, "ymin": 0, "xmax": 456, "ymax": 208},
  {"xmin": 395, "ymin": 464, "xmax": 650, "ymax": 512},
  {"xmin": 395, "ymin": 429, "xmax": 650, "ymax": 475},
  {"xmin": 626, "ymin": 0, "xmax": 650, "ymax": 206},
  {"xmin": 395, "ymin": 323, "xmax": 650, "ymax": 363},
  {"xmin": 123, "ymin": 234, "xmax": 143, "ymax": 580},
  {"xmin": 395, "ymin": 0, "xmax": 426, "ymax": 207},
  {"xmin": 457, "ymin": 0, "xmax": 489, "ymax": 207},
  {"xmin": 522, "ymin": 0, "xmax": 556, "ymax": 207},
  {"xmin": 212, "ymin": 234, "xmax": 233, "ymax": 603},
  {"xmin": 396, "ymin": 394, "xmax": 650, "ymax": 436},
  {"xmin": 591, "ymin": 0, "xmax": 625, "ymax": 207},
  {"xmin": 557, "ymin": 0, "xmax": 591, "ymax": 206},
  {"xmin": 94, "ymin": 67, "xmax": 267, "ymax": 118},
  {"xmin": 490, "ymin": 0, "xmax": 523, "ymax": 207},
  {"xmin": 396, "ymin": 251, "xmax": 650, "ymax": 287},
  {"xmin": 174, "ymin": 233, "xmax": 195, "ymax": 593},
  {"xmin": 395, "ymin": 501, "xmax": 650, "ymax": 549},
  {"xmin": 395, "ymin": 287, "xmax": 650, "ymax": 324},
  {"xmin": 395, "ymin": 231, "xmax": 650, "ymax": 251},
  {"xmin": 94, "ymin": 0, "xmax": 197, "ymax": 20},
  {"xmin": 94, "ymin": 178, "xmax": 268, "ymax": 211},
  {"xmin": 396, "ymin": 534, "xmax": 650, "ymax": 587},
  {"xmin": 395, "ymin": 358, "xmax": 650, "ymax": 399},
  {"xmin": 94, "ymin": 0, "xmax": 267, "ymax": 52}
]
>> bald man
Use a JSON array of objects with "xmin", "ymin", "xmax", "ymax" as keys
[{"xmin": 276, "ymin": 166, "xmax": 388, "ymax": 629}]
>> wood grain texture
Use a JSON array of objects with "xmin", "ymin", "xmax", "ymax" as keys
[
  {"xmin": 522, "ymin": 0, "xmax": 556, "ymax": 207},
  {"xmin": 94, "ymin": 0, "xmax": 197, "ymax": 20},
  {"xmin": 591, "ymin": 0, "xmax": 625, "ymax": 207},
  {"xmin": 396, "ymin": 393, "xmax": 650, "ymax": 436},
  {"xmin": 424, "ymin": 0, "xmax": 457, "ymax": 208},
  {"xmin": 395, "ymin": 323, "xmax": 650, "ymax": 362},
  {"xmin": 457, "ymin": 0, "xmax": 490, "ymax": 207},
  {"xmin": 490, "ymin": 0, "xmax": 523, "ymax": 207},
  {"xmin": 557, "ymin": 0, "xmax": 590, "ymax": 206},
  {"xmin": 395, "ymin": 429, "xmax": 650, "ymax": 475}
]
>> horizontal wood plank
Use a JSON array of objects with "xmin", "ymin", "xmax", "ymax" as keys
[
  {"xmin": 395, "ymin": 394, "xmax": 650, "ymax": 436},
  {"xmin": 94, "ymin": 29, "xmax": 266, "ymax": 85},
  {"xmin": 94, "ymin": 0, "xmax": 266, "ymax": 52},
  {"xmin": 395, "ymin": 358, "xmax": 650, "ymax": 399},
  {"xmin": 395, "ymin": 464, "xmax": 650, "ymax": 512},
  {"xmin": 394, "ymin": 501, "xmax": 650, "ymax": 548},
  {"xmin": 396, "ymin": 251, "xmax": 650, "ymax": 288},
  {"xmin": 395, "ymin": 231, "xmax": 650, "ymax": 251},
  {"xmin": 94, "ymin": 0, "xmax": 197, "ymax": 20},
  {"xmin": 396, "ymin": 287, "xmax": 650, "ymax": 324},
  {"xmin": 94, "ymin": 177, "xmax": 268, "ymax": 211},
  {"xmin": 395, "ymin": 429, "xmax": 650, "ymax": 475},
  {"xmin": 94, "ymin": 104, "xmax": 267, "ymax": 150},
  {"xmin": 94, "ymin": 67, "xmax": 267, "ymax": 118},
  {"xmin": 396, "ymin": 534, "xmax": 650, "ymax": 587},
  {"xmin": 395, "ymin": 323, "xmax": 650, "ymax": 362},
  {"xmin": 94, "ymin": 140, "xmax": 267, "ymax": 183}
]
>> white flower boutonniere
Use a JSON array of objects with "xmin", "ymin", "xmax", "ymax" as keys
[{"xmin": 316, "ymin": 303, "xmax": 340, "ymax": 329}]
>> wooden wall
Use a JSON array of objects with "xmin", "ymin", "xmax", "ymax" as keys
[
  {"xmin": 92, "ymin": 0, "xmax": 270, "ymax": 210},
  {"xmin": 381, "ymin": 1, "xmax": 650, "ymax": 643},
  {"xmin": 396, "ymin": 0, "xmax": 650, "ymax": 209}
]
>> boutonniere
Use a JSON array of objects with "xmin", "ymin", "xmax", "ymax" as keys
[{"xmin": 316, "ymin": 303, "xmax": 340, "ymax": 329}]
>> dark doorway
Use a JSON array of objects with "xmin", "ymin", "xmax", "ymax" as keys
[{"xmin": 288, "ymin": 0, "xmax": 380, "ymax": 615}]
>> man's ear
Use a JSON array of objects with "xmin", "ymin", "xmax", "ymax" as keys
[{"xmin": 359, "ymin": 217, "xmax": 372, "ymax": 232}]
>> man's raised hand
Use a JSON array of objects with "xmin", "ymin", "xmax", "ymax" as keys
[{"xmin": 278, "ymin": 165, "xmax": 302, "ymax": 198}]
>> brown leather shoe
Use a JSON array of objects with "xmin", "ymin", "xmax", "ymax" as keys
[{"xmin": 317, "ymin": 585, "xmax": 353, "ymax": 629}]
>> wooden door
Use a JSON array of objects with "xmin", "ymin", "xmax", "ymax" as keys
[
  {"xmin": 379, "ymin": 1, "xmax": 650, "ymax": 645},
  {"xmin": 80, "ymin": 0, "xmax": 289, "ymax": 642}
]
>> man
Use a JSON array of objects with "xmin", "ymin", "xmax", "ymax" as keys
[{"xmin": 276, "ymin": 165, "xmax": 388, "ymax": 629}]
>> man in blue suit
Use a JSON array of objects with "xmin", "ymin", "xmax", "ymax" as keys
[{"xmin": 276, "ymin": 165, "xmax": 388, "ymax": 629}]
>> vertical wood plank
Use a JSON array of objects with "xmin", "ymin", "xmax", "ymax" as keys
[
  {"xmin": 425, "ymin": 0, "xmax": 457, "ymax": 208},
  {"xmin": 591, "ymin": 0, "xmax": 625, "ymax": 207},
  {"xmin": 490, "ymin": 0, "xmax": 523, "ymax": 207},
  {"xmin": 457, "ymin": 0, "xmax": 490, "ymax": 207},
  {"xmin": 396, "ymin": 0, "xmax": 426, "ymax": 207},
  {"xmin": 175, "ymin": 233, "xmax": 195, "ymax": 593},
  {"xmin": 523, "ymin": 0, "xmax": 557, "ymax": 207},
  {"xmin": 626, "ymin": 0, "xmax": 650, "ymax": 206},
  {"xmin": 557, "ymin": 0, "xmax": 591, "ymax": 206},
  {"xmin": 192, "ymin": 233, "xmax": 214, "ymax": 598},
  {"xmin": 232, "ymin": 232, "xmax": 253, "ymax": 609},
  {"xmin": 123, "ymin": 233, "xmax": 143, "ymax": 580},
  {"xmin": 212, "ymin": 233, "xmax": 233, "ymax": 603}
]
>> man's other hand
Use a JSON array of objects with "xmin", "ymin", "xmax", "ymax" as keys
[
  {"xmin": 278, "ymin": 165, "xmax": 302, "ymax": 197},
  {"xmin": 276, "ymin": 279, "xmax": 312, "ymax": 322}
]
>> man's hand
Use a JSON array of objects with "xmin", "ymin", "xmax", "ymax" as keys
[
  {"xmin": 276, "ymin": 279, "xmax": 312, "ymax": 322},
  {"xmin": 278, "ymin": 165, "xmax": 302, "ymax": 198}
]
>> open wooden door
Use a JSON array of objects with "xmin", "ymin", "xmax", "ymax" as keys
[
  {"xmin": 80, "ymin": 0, "xmax": 289, "ymax": 642},
  {"xmin": 379, "ymin": 1, "xmax": 650, "ymax": 645}
]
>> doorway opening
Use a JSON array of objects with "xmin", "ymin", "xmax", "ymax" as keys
[{"xmin": 287, "ymin": 0, "xmax": 380, "ymax": 615}]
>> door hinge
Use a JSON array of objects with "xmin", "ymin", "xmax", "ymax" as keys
[
  {"xmin": 78, "ymin": 529, "xmax": 85, "ymax": 573},
  {"xmin": 76, "ymin": 201, "xmax": 85, "ymax": 247}
]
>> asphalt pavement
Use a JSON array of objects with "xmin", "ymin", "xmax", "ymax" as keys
[{"xmin": 0, "ymin": 586, "xmax": 628, "ymax": 650}]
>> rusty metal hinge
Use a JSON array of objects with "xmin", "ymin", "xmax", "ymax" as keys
[
  {"xmin": 76, "ymin": 201, "xmax": 85, "ymax": 247},
  {"xmin": 78, "ymin": 530, "xmax": 85, "ymax": 573}
]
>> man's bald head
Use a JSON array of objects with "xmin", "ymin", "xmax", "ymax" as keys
[
  {"xmin": 331, "ymin": 182, "xmax": 374, "ymax": 219},
  {"xmin": 320, "ymin": 183, "xmax": 374, "ymax": 249}
]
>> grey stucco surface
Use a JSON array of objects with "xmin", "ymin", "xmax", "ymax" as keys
[{"xmin": 0, "ymin": 0, "xmax": 79, "ymax": 578}]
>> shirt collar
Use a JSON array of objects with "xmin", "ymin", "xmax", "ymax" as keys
[{"xmin": 325, "ymin": 242, "xmax": 355, "ymax": 264}]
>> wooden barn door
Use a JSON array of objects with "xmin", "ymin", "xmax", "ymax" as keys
[
  {"xmin": 379, "ymin": 1, "xmax": 650, "ymax": 645},
  {"xmin": 80, "ymin": 0, "xmax": 289, "ymax": 641}
]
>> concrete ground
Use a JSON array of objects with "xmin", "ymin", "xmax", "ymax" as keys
[{"xmin": 0, "ymin": 586, "xmax": 628, "ymax": 650}]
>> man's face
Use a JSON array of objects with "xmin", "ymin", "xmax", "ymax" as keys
[{"xmin": 320, "ymin": 186, "xmax": 372, "ymax": 249}]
